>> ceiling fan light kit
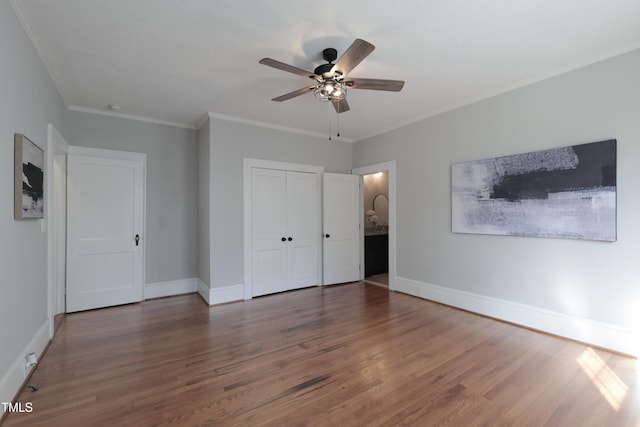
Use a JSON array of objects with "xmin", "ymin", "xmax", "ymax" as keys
[
  {"xmin": 313, "ymin": 79, "xmax": 346, "ymax": 101},
  {"xmin": 259, "ymin": 38, "xmax": 405, "ymax": 115}
]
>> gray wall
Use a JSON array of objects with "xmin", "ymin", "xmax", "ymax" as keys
[
  {"xmin": 209, "ymin": 118, "xmax": 353, "ymax": 288},
  {"xmin": 0, "ymin": 2, "xmax": 68, "ymax": 382},
  {"xmin": 198, "ymin": 118, "xmax": 211, "ymax": 286},
  {"xmin": 68, "ymin": 111, "xmax": 199, "ymax": 284},
  {"xmin": 353, "ymin": 48, "xmax": 640, "ymax": 329}
]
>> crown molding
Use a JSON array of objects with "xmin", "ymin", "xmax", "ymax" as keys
[
  {"xmin": 10, "ymin": 0, "xmax": 71, "ymax": 106},
  {"xmin": 207, "ymin": 112, "xmax": 353, "ymax": 143},
  {"xmin": 195, "ymin": 113, "xmax": 211, "ymax": 130},
  {"xmin": 68, "ymin": 105, "xmax": 197, "ymax": 130}
]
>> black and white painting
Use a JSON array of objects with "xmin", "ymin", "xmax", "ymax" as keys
[
  {"xmin": 451, "ymin": 139, "xmax": 616, "ymax": 241},
  {"xmin": 14, "ymin": 133, "xmax": 44, "ymax": 220}
]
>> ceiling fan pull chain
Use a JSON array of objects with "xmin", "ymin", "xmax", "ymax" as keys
[{"xmin": 328, "ymin": 107, "xmax": 333, "ymax": 140}]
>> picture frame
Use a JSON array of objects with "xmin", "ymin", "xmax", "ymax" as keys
[
  {"xmin": 451, "ymin": 139, "xmax": 616, "ymax": 242},
  {"xmin": 14, "ymin": 133, "xmax": 44, "ymax": 220}
]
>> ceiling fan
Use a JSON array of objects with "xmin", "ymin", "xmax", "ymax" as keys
[{"xmin": 259, "ymin": 38, "xmax": 405, "ymax": 114}]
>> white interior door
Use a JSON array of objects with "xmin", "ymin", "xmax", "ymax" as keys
[
  {"xmin": 251, "ymin": 168, "xmax": 321, "ymax": 297},
  {"xmin": 286, "ymin": 171, "xmax": 320, "ymax": 288},
  {"xmin": 66, "ymin": 149, "xmax": 145, "ymax": 312},
  {"xmin": 323, "ymin": 173, "xmax": 360, "ymax": 285},
  {"xmin": 251, "ymin": 168, "xmax": 288, "ymax": 296}
]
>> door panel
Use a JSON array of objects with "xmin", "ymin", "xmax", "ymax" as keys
[
  {"xmin": 323, "ymin": 173, "xmax": 360, "ymax": 285},
  {"xmin": 286, "ymin": 171, "xmax": 320, "ymax": 288},
  {"xmin": 75, "ymin": 252, "xmax": 134, "ymax": 292},
  {"xmin": 79, "ymin": 164, "xmax": 133, "ymax": 236},
  {"xmin": 254, "ymin": 249, "xmax": 286, "ymax": 296},
  {"xmin": 67, "ymin": 153, "xmax": 144, "ymax": 312},
  {"xmin": 251, "ymin": 168, "xmax": 288, "ymax": 296}
]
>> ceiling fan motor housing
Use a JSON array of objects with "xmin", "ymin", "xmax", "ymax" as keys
[{"xmin": 314, "ymin": 63, "xmax": 334, "ymax": 77}]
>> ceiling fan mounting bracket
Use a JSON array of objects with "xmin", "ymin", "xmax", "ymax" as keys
[{"xmin": 322, "ymin": 48, "xmax": 337, "ymax": 63}]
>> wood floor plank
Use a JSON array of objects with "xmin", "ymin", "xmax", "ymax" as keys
[{"xmin": 3, "ymin": 282, "xmax": 639, "ymax": 426}]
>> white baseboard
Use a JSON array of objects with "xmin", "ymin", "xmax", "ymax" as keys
[
  {"xmin": 197, "ymin": 279, "xmax": 211, "ymax": 304},
  {"xmin": 1, "ymin": 320, "xmax": 51, "ymax": 412},
  {"xmin": 144, "ymin": 278, "xmax": 198, "ymax": 300},
  {"xmin": 197, "ymin": 280, "xmax": 244, "ymax": 306},
  {"xmin": 395, "ymin": 276, "xmax": 637, "ymax": 357},
  {"xmin": 211, "ymin": 284, "xmax": 244, "ymax": 305}
]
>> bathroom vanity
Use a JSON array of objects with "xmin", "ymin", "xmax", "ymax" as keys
[{"xmin": 364, "ymin": 230, "xmax": 388, "ymax": 277}]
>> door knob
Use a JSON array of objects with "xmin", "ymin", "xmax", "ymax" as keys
[
  {"xmin": 325, "ymin": 234, "xmax": 330, "ymax": 238},
  {"xmin": 288, "ymin": 237, "xmax": 293, "ymax": 241},
  {"xmin": 281, "ymin": 237, "xmax": 286, "ymax": 242},
  {"xmin": 135, "ymin": 234, "xmax": 140, "ymax": 246}
]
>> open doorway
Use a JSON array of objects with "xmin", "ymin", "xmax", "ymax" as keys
[
  {"xmin": 363, "ymin": 171, "xmax": 389, "ymax": 287},
  {"xmin": 352, "ymin": 161, "xmax": 396, "ymax": 291},
  {"xmin": 46, "ymin": 124, "xmax": 69, "ymax": 338}
]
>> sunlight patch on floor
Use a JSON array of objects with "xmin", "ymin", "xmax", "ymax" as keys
[{"xmin": 577, "ymin": 347, "xmax": 628, "ymax": 411}]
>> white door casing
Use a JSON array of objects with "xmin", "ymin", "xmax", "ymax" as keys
[
  {"xmin": 323, "ymin": 173, "xmax": 360, "ymax": 285},
  {"xmin": 66, "ymin": 147, "xmax": 145, "ymax": 312},
  {"xmin": 52, "ymin": 154, "xmax": 67, "ymax": 314},
  {"xmin": 46, "ymin": 124, "xmax": 69, "ymax": 337}
]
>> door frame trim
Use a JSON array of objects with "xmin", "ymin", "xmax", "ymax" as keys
[
  {"xmin": 67, "ymin": 146, "xmax": 147, "ymax": 303},
  {"xmin": 243, "ymin": 158, "xmax": 324, "ymax": 300},
  {"xmin": 352, "ymin": 161, "xmax": 396, "ymax": 291},
  {"xmin": 46, "ymin": 124, "xmax": 69, "ymax": 338}
]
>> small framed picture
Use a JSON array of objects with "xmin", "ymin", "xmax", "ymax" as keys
[{"xmin": 14, "ymin": 133, "xmax": 44, "ymax": 219}]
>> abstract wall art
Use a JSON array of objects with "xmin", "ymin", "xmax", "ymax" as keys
[
  {"xmin": 451, "ymin": 139, "xmax": 616, "ymax": 241},
  {"xmin": 14, "ymin": 133, "xmax": 44, "ymax": 220}
]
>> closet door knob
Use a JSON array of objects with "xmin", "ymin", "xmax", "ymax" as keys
[
  {"xmin": 325, "ymin": 234, "xmax": 330, "ymax": 238},
  {"xmin": 288, "ymin": 237, "xmax": 293, "ymax": 241},
  {"xmin": 281, "ymin": 237, "xmax": 286, "ymax": 242}
]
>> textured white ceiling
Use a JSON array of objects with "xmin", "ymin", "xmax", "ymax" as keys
[{"xmin": 11, "ymin": 0, "xmax": 640, "ymax": 141}]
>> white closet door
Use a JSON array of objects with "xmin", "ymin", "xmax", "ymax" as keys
[
  {"xmin": 323, "ymin": 173, "xmax": 360, "ymax": 285},
  {"xmin": 66, "ymin": 151, "xmax": 144, "ymax": 312},
  {"xmin": 251, "ymin": 168, "xmax": 288, "ymax": 296},
  {"xmin": 286, "ymin": 171, "xmax": 320, "ymax": 288}
]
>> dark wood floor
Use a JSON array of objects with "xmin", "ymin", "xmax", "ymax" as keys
[{"xmin": 3, "ymin": 283, "xmax": 639, "ymax": 426}]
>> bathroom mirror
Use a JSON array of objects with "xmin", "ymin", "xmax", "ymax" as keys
[{"xmin": 373, "ymin": 194, "xmax": 389, "ymax": 228}]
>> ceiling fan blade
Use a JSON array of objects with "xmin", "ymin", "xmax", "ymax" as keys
[
  {"xmin": 259, "ymin": 58, "xmax": 316, "ymax": 79},
  {"xmin": 346, "ymin": 78, "xmax": 405, "ymax": 92},
  {"xmin": 332, "ymin": 98, "xmax": 350, "ymax": 114},
  {"xmin": 271, "ymin": 86, "xmax": 315, "ymax": 102},
  {"xmin": 331, "ymin": 39, "xmax": 375, "ymax": 76}
]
